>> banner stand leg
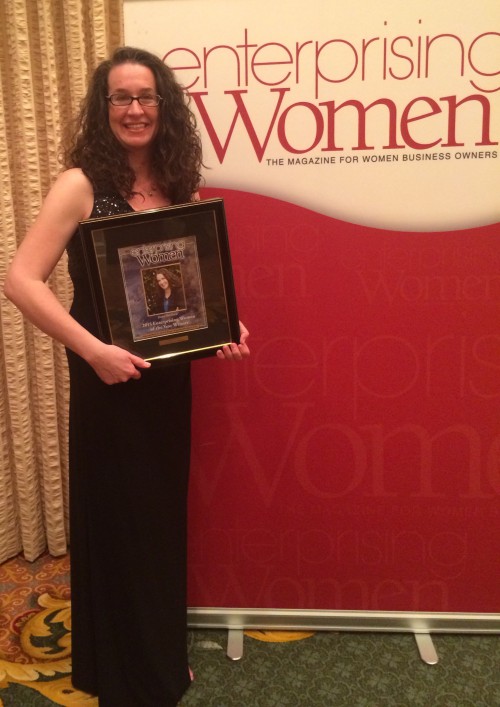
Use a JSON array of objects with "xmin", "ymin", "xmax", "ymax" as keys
[
  {"xmin": 226, "ymin": 629, "xmax": 244, "ymax": 661},
  {"xmin": 414, "ymin": 633, "xmax": 439, "ymax": 665}
]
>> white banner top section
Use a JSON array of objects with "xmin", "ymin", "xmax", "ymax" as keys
[{"xmin": 125, "ymin": 0, "xmax": 500, "ymax": 231}]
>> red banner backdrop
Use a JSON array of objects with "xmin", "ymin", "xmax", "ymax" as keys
[
  {"xmin": 188, "ymin": 187, "xmax": 500, "ymax": 613},
  {"xmin": 125, "ymin": 0, "xmax": 500, "ymax": 615}
]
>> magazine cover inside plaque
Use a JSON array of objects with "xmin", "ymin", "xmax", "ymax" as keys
[{"xmin": 79, "ymin": 199, "xmax": 239, "ymax": 364}]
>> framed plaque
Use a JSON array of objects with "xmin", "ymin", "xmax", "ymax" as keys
[{"xmin": 79, "ymin": 198, "xmax": 240, "ymax": 365}]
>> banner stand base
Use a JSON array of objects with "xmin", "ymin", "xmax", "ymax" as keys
[{"xmin": 188, "ymin": 608, "xmax": 499, "ymax": 661}]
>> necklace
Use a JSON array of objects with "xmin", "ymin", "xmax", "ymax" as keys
[
  {"xmin": 132, "ymin": 187, "xmax": 158, "ymax": 199},
  {"xmin": 133, "ymin": 183, "xmax": 157, "ymax": 198}
]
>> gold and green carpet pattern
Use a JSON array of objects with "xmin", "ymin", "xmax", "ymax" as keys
[{"xmin": 0, "ymin": 553, "xmax": 95, "ymax": 705}]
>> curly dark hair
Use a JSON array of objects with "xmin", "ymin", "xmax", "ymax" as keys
[{"xmin": 65, "ymin": 46, "xmax": 203, "ymax": 204}]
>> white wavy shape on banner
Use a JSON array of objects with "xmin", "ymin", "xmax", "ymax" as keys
[{"xmin": 198, "ymin": 151, "xmax": 499, "ymax": 233}]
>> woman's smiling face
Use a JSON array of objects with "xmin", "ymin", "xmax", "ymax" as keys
[
  {"xmin": 156, "ymin": 272, "xmax": 170, "ymax": 290},
  {"xmin": 107, "ymin": 62, "xmax": 160, "ymax": 152}
]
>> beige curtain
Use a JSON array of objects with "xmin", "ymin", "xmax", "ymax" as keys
[{"xmin": 0, "ymin": 0, "xmax": 123, "ymax": 563}]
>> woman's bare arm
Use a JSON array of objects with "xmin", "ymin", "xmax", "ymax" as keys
[{"xmin": 3, "ymin": 169, "xmax": 151, "ymax": 383}]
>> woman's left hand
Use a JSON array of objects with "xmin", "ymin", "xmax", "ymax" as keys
[{"xmin": 216, "ymin": 321, "xmax": 250, "ymax": 361}]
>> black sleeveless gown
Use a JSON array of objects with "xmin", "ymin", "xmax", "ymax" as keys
[{"xmin": 66, "ymin": 195, "xmax": 192, "ymax": 706}]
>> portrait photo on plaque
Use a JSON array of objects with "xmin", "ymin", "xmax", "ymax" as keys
[{"xmin": 79, "ymin": 198, "xmax": 240, "ymax": 364}]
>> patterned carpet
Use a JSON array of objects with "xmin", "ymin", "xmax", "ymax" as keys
[
  {"xmin": 0, "ymin": 553, "xmax": 96, "ymax": 706},
  {"xmin": 1, "ymin": 553, "xmax": 499, "ymax": 706},
  {"xmin": 184, "ymin": 630, "xmax": 500, "ymax": 707}
]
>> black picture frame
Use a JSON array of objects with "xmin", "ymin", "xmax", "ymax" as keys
[{"xmin": 79, "ymin": 198, "xmax": 240, "ymax": 365}]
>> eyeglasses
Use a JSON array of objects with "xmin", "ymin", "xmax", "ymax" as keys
[{"xmin": 106, "ymin": 94, "xmax": 163, "ymax": 107}]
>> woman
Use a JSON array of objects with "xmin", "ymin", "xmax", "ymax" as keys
[
  {"xmin": 153, "ymin": 267, "xmax": 185, "ymax": 314},
  {"xmin": 4, "ymin": 46, "xmax": 249, "ymax": 706}
]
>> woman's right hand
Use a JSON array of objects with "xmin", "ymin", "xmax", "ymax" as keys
[{"xmin": 85, "ymin": 341, "xmax": 151, "ymax": 384}]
